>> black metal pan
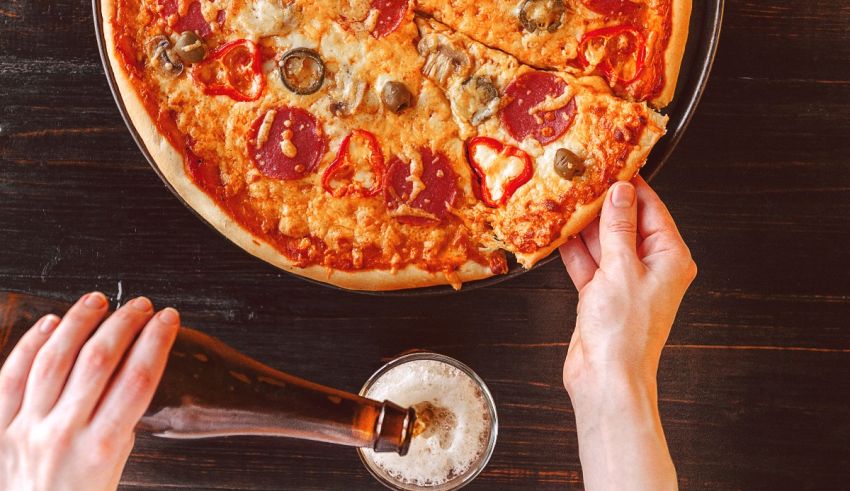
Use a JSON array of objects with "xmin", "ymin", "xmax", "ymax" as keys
[{"xmin": 93, "ymin": 0, "xmax": 724, "ymax": 296}]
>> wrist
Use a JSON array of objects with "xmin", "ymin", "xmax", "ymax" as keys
[{"xmin": 566, "ymin": 363, "xmax": 658, "ymax": 420}]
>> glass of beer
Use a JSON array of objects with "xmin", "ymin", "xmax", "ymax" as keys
[{"xmin": 357, "ymin": 352, "xmax": 498, "ymax": 490}]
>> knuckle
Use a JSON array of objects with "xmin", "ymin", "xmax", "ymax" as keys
[
  {"xmin": 124, "ymin": 366, "xmax": 154, "ymax": 395},
  {"xmin": 33, "ymin": 346, "xmax": 67, "ymax": 379},
  {"xmin": 606, "ymin": 218, "xmax": 637, "ymax": 235},
  {"xmin": 80, "ymin": 345, "xmax": 111, "ymax": 372},
  {"xmin": 0, "ymin": 373, "xmax": 23, "ymax": 396},
  {"xmin": 91, "ymin": 435, "xmax": 117, "ymax": 461}
]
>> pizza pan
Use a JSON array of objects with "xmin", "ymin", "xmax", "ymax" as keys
[{"xmin": 93, "ymin": 0, "xmax": 723, "ymax": 296}]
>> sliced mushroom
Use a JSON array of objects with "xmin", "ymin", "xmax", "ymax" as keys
[
  {"xmin": 146, "ymin": 35, "xmax": 183, "ymax": 76},
  {"xmin": 417, "ymin": 35, "xmax": 472, "ymax": 87},
  {"xmin": 174, "ymin": 31, "xmax": 207, "ymax": 64},
  {"xmin": 519, "ymin": 0, "xmax": 566, "ymax": 33},
  {"xmin": 463, "ymin": 77, "xmax": 500, "ymax": 125},
  {"xmin": 381, "ymin": 81, "xmax": 413, "ymax": 114},
  {"xmin": 279, "ymin": 48, "xmax": 325, "ymax": 95},
  {"xmin": 553, "ymin": 148, "xmax": 586, "ymax": 180},
  {"xmin": 328, "ymin": 66, "xmax": 368, "ymax": 116}
]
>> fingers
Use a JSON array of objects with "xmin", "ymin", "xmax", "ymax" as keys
[
  {"xmin": 559, "ymin": 237, "xmax": 598, "ymax": 292},
  {"xmin": 52, "ymin": 297, "xmax": 155, "ymax": 426},
  {"xmin": 632, "ymin": 177, "xmax": 697, "ymax": 281},
  {"xmin": 633, "ymin": 176, "xmax": 683, "ymax": 242},
  {"xmin": 598, "ymin": 181, "xmax": 639, "ymax": 266},
  {"xmin": 21, "ymin": 292, "xmax": 109, "ymax": 416},
  {"xmin": 91, "ymin": 308, "xmax": 180, "ymax": 438},
  {"xmin": 0, "ymin": 315, "xmax": 60, "ymax": 427},
  {"xmin": 579, "ymin": 217, "xmax": 601, "ymax": 264}
]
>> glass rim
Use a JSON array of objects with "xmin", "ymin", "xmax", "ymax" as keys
[{"xmin": 356, "ymin": 351, "xmax": 498, "ymax": 491}]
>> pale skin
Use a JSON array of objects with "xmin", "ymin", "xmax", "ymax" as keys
[
  {"xmin": 0, "ymin": 178, "xmax": 694, "ymax": 491},
  {"xmin": 559, "ymin": 176, "xmax": 697, "ymax": 490}
]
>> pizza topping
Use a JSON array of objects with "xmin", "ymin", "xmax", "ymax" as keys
[
  {"xmin": 146, "ymin": 35, "xmax": 183, "ymax": 76},
  {"xmin": 581, "ymin": 0, "xmax": 640, "ymax": 16},
  {"xmin": 250, "ymin": 107, "xmax": 325, "ymax": 181},
  {"xmin": 279, "ymin": 48, "xmax": 325, "ymax": 95},
  {"xmin": 381, "ymin": 81, "xmax": 414, "ymax": 114},
  {"xmin": 459, "ymin": 76, "xmax": 500, "ymax": 125},
  {"xmin": 328, "ymin": 67, "xmax": 367, "ymax": 116},
  {"xmin": 322, "ymin": 130, "xmax": 385, "ymax": 197},
  {"xmin": 467, "ymin": 137, "xmax": 533, "ymax": 207},
  {"xmin": 578, "ymin": 25, "xmax": 646, "ymax": 86},
  {"xmin": 158, "ymin": 0, "xmax": 212, "ymax": 38},
  {"xmin": 385, "ymin": 148, "xmax": 458, "ymax": 222},
  {"xmin": 370, "ymin": 0, "xmax": 408, "ymax": 38},
  {"xmin": 519, "ymin": 0, "xmax": 566, "ymax": 33},
  {"xmin": 418, "ymin": 35, "xmax": 471, "ymax": 87},
  {"xmin": 191, "ymin": 39, "xmax": 265, "ymax": 101},
  {"xmin": 174, "ymin": 31, "xmax": 206, "ymax": 64},
  {"xmin": 553, "ymin": 148, "xmax": 586, "ymax": 180},
  {"xmin": 502, "ymin": 71, "xmax": 577, "ymax": 145}
]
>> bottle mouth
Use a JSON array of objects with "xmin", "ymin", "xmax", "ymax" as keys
[
  {"xmin": 356, "ymin": 352, "xmax": 499, "ymax": 491},
  {"xmin": 372, "ymin": 401, "xmax": 416, "ymax": 455}
]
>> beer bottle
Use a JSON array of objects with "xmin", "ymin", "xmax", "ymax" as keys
[{"xmin": 0, "ymin": 292, "xmax": 415, "ymax": 455}]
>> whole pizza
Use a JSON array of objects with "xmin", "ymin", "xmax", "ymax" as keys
[{"xmin": 100, "ymin": 0, "xmax": 691, "ymax": 290}]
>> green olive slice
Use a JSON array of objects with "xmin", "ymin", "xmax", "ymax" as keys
[
  {"xmin": 382, "ymin": 81, "xmax": 414, "ymax": 114},
  {"xmin": 519, "ymin": 0, "xmax": 566, "ymax": 33},
  {"xmin": 279, "ymin": 48, "xmax": 325, "ymax": 95},
  {"xmin": 174, "ymin": 31, "xmax": 207, "ymax": 64},
  {"xmin": 553, "ymin": 148, "xmax": 586, "ymax": 180}
]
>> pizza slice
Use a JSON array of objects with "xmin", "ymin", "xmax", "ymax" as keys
[
  {"xmin": 414, "ymin": 0, "xmax": 692, "ymax": 107},
  {"xmin": 415, "ymin": 17, "xmax": 667, "ymax": 267}
]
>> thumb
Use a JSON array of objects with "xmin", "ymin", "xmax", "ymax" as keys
[{"xmin": 599, "ymin": 181, "xmax": 638, "ymax": 263}]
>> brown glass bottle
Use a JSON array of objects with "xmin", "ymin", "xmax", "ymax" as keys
[{"xmin": 0, "ymin": 292, "xmax": 415, "ymax": 455}]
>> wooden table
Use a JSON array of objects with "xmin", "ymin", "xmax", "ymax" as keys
[{"xmin": 2, "ymin": 0, "xmax": 849, "ymax": 489}]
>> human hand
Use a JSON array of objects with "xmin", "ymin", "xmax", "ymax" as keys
[
  {"xmin": 559, "ymin": 177, "xmax": 695, "ymax": 491},
  {"xmin": 0, "ymin": 292, "xmax": 180, "ymax": 491},
  {"xmin": 559, "ymin": 176, "xmax": 696, "ymax": 393}
]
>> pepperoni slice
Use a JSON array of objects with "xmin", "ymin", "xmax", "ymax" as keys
[
  {"xmin": 501, "ymin": 72, "xmax": 577, "ymax": 146},
  {"xmin": 385, "ymin": 147, "xmax": 458, "ymax": 223},
  {"xmin": 159, "ymin": 0, "xmax": 213, "ymax": 38},
  {"xmin": 582, "ymin": 0, "xmax": 640, "ymax": 16},
  {"xmin": 370, "ymin": 0, "xmax": 408, "ymax": 38},
  {"xmin": 249, "ymin": 107, "xmax": 326, "ymax": 181}
]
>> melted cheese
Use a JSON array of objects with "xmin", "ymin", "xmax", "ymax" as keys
[
  {"xmin": 403, "ymin": 151, "xmax": 426, "ymax": 202},
  {"xmin": 231, "ymin": 0, "xmax": 295, "ymax": 40},
  {"xmin": 255, "ymin": 109, "xmax": 276, "ymax": 148}
]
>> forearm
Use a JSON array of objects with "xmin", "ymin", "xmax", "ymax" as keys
[{"xmin": 568, "ymin": 370, "xmax": 677, "ymax": 491}]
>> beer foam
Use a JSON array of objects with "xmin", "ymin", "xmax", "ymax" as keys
[{"xmin": 363, "ymin": 359, "xmax": 492, "ymax": 487}]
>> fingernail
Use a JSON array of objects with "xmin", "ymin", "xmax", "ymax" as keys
[
  {"xmin": 39, "ymin": 314, "xmax": 60, "ymax": 333},
  {"xmin": 84, "ymin": 292, "xmax": 107, "ymax": 308},
  {"xmin": 158, "ymin": 308, "xmax": 180, "ymax": 325},
  {"xmin": 129, "ymin": 296, "xmax": 152, "ymax": 312},
  {"xmin": 611, "ymin": 182, "xmax": 635, "ymax": 208}
]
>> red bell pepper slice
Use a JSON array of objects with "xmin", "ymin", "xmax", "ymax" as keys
[
  {"xmin": 577, "ymin": 25, "xmax": 646, "ymax": 86},
  {"xmin": 322, "ymin": 129, "xmax": 385, "ymax": 197},
  {"xmin": 466, "ymin": 136, "xmax": 533, "ymax": 208},
  {"xmin": 190, "ymin": 39, "xmax": 265, "ymax": 102}
]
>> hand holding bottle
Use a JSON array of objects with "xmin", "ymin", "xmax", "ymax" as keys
[{"xmin": 0, "ymin": 293, "xmax": 179, "ymax": 491}]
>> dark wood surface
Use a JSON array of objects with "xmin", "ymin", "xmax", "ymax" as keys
[{"xmin": 2, "ymin": 0, "xmax": 849, "ymax": 489}]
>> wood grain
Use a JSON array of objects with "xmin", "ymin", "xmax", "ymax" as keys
[{"xmin": 1, "ymin": 0, "xmax": 850, "ymax": 489}]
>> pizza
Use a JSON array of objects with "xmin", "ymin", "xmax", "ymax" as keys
[{"xmin": 99, "ymin": 0, "xmax": 689, "ymax": 291}]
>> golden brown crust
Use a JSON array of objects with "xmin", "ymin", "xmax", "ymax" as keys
[
  {"xmin": 653, "ymin": 0, "xmax": 693, "ymax": 107},
  {"xmin": 100, "ymin": 0, "xmax": 494, "ymax": 291}
]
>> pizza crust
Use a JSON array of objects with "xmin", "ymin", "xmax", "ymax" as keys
[
  {"xmin": 100, "ymin": 0, "xmax": 494, "ymax": 291},
  {"xmin": 653, "ymin": 0, "xmax": 693, "ymax": 107}
]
